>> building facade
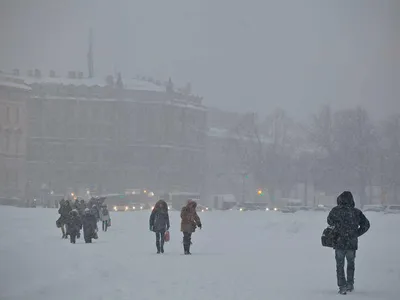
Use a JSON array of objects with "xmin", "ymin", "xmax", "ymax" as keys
[
  {"xmin": 0, "ymin": 75, "xmax": 30, "ymax": 200},
  {"xmin": 5, "ymin": 71, "xmax": 206, "ymax": 199}
]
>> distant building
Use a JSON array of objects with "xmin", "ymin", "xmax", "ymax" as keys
[
  {"xmin": 0, "ymin": 75, "xmax": 30, "ymax": 200},
  {"xmin": 3, "ymin": 70, "xmax": 207, "ymax": 199}
]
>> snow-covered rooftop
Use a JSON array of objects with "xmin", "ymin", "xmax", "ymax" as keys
[
  {"xmin": 0, "ymin": 75, "xmax": 31, "ymax": 91},
  {"xmin": 9, "ymin": 75, "xmax": 165, "ymax": 92}
]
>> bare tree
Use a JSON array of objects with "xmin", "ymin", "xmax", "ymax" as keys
[{"xmin": 380, "ymin": 114, "xmax": 400, "ymax": 204}]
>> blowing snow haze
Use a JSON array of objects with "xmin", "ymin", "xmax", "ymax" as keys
[{"xmin": 0, "ymin": 0, "xmax": 399, "ymax": 119}]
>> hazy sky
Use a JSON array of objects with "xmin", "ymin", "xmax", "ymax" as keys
[{"xmin": 1, "ymin": 0, "xmax": 399, "ymax": 119}]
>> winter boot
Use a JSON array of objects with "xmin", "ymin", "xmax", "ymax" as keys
[
  {"xmin": 346, "ymin": 284, "xmax": 354, "ymax": 292},
  {"xmin": 160, "ymin": 242, "xmax": 164, "ymax": 254},
  {"xmin": 338, "ymin": 287, "xmax": 347, "ymax": 295},
  {"xmin": 156, "ymin": 241, "xmax": 161, "ymax": 254},
  {"xmin": 184, "ymin": 244, "xmax": 191, "ymax": 255}
]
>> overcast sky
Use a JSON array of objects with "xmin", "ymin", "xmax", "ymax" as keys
[{"xmin": 0, "ymin": 0, "xmax": 399, "ymax": 120}]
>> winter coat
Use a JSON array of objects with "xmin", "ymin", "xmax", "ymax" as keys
[
  {"xmin": 90, "ymin": 205, "xmax": 100, "ymax": 221},
  {"xmin": 73, "ymin": 200, "xmax": 80, "ymax": 210},
  {"xmin": 181, "ymin": 200, "xmax": 201, "ymax": 233},
  {"xmin": 327, "ymin": 191, "xmax": 370, "ymax": 250},
  {"xmin": 149, "ymin": 200, "xmax": 170, "ymax": 232},
  {"xmin": 100, "ymin": 207, "xmax": 111, "ymax": 222},
  {"xmin": 82, "ymin": 212, "xmax": 98, "ymax": 239},
  {"xmin": 66, "ymin": 211, "xmax": 82, "ymax": 235},
  {"xmin": 77, "ymin": 201, "xmax": 86, "ymax": 216},
  {"xmin": 57, "ymin": 203, "xmax": 72, "ymax": 224}
]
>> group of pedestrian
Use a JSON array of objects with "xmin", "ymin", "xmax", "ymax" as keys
[
  {"xmin": 149, "ymin": 199, "xmax": 202, "ymax": 255},
  {"xmin": 54, "ymin": 190, "xmax": 370, "ymax": 294},
  {"xmin": 56, "ymin": 198, "xmax": 111, "ymax": 244}
]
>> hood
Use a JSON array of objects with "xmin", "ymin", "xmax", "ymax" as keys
[
  {"xmin": 337, "ymin": 191, "xmax": 355, "ymax": 208},
  {"xmin": 187, "ymin": 199, "xmax": 197, "ymax": 209},
  {"xmin": 154, "ymin": 199, "xmax": 168, "ymax": 211}
]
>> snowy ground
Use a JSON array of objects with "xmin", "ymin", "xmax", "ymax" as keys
[{"xmin": 0, "ymin": 207, "xmax": 399, "ymax": 300}]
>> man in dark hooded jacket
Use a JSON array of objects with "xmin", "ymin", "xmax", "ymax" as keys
[
  {"xmin": 327, "ymin": 191, "xmax": 370, "ymax": 294},
  {"xmin": 82, "ymin": 208, "xmax": 98, "ymax": 243},
  {"xmin": 66, "ymin": 209, "xmax": 82, "ymax": 244}
]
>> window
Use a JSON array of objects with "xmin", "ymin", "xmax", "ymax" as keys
[
  {"xmin": 5, "ymin": 134, "xmax": 10, "ymax": 153},
  {"xmin": 6, "ymin": 107, "xmax": 10, "ymax": 124}
]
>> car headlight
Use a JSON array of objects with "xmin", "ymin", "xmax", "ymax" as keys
[
  {"xmin": 240, "ymin": 208, "xmax": 243, "ymax": 211},
  {"xmin": 201, "ymin": 209, "xmax": 205, "ymax": 212},
  {"xmin": 125, "ymin": 206, "xmax": 129, "ymax": 211},
  {"xmin": 266, "ymin": 208, "xmax": 269, "ymax": 211},
  {"xmin": 140, "ymin": 206, "xmax": 143, "ymax": 210},
  {"xmin": 151, "ymin": 206, "xmax": 154, "ymax": 210},
  {"xmin": 132, "ymin": 206, "xmax": 136, "ymax": 210},
  {"xmin": 274, "ymin": 207, "xmax": 278, "ymax": 211},
  {"xmin": 205, "ymin": 207, "xmax": 209, "ymax": 210},
  {"xmin": 113, "ymin": 206, "xmax": 117, "ymax": 211}
]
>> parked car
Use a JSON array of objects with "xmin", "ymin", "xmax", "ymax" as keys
[
  {"xmin": 384, "ymin": 205, "xmax": 400, "ymax": 214},
  {"xmin": 235, "ymin": 203, "xmax": 260, "ymax": 212},
  {"xmin": 313, "ymin": 204, "xmax": 330, "ymax": 212},
  {"xmin": 197, "ymin": 204, "xmax": 211, "ymax": 212},
  {"xmin": 297, "ymin": 206, "xmax": 313, "ymax": 211},
  {"xmin": 280, "ymin": 206, "xmax": 297, "ymax": 213},
  {"xmin": 363, "ymin": 204, "xmax": 385, "ymax": 212}
]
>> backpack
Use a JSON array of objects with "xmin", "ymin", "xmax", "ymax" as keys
[{"xmin": 321, "ymin": 226, "xmax": 337, "ymax": 248}]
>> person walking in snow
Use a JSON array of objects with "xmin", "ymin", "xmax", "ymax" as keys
[
  {"xmin": 57, "ymin": 199, "xmax": 72, "ymax": 239},
  {"xmin": 149, "ymin": 200, "xmax": 170, "ymax": 254},
  {"xmin": 327, "ymin": 191, "xmax": 370, "ymax": 295},
  {"xmin": 66, "ymin": 209, "xmax": 82, "ymax": 244},
  {"xmin": 100, "ymin": 205, "xmax": 111, "ymax": 232},
  {"xmin": 77, "ymin": 199, "xmax": 86, "ymax": 216},
  {"xmin": 91, "ymin": 203, "xmax": 100, "ymax": 222},
  {"xmin": 180, "ymin": 200, "xmax": 202, "ymax": 255},
  {"xmin": 82, "ymin": 208, "xmax": 98, "ymax": 243}
]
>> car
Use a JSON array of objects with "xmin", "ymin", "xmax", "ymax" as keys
[
  {"xmin": 280, "ymin": 206, "xmax": 297, "ymax": 213},
  {"xmin": 112, "ymin": 204, "xmax": 131, "ymax": 212},
  {"xmin": 197, "ymin": 204, "xmax": 211, "ymax": 212},
  {"xmin": 384, "ymin": 205, "xmax": 400, "ymax": 214},
  {"xmin": 313, "ymin": 204, "xmax": 330, "ymax": 212},
  {"xmin": 297, "ymin": 206, "xmax": 313, "ymax": 211},
  {"xmin": 363, "ymin": 204, "xmax": 385, "ymax": 212}
]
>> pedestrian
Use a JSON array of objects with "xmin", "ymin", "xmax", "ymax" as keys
[
  {"xmin": 149, "ymin": 200, "xmax": 170, "ymax": 254},
  {"xmin": 100, "ymin": 205, "xmax": 111, "ymax": 232},
  {"xmin": 77, "ymin": 199, "xmax": 86, "ymax": 216},
  {"xmin": 66, "ymin": 209, "xmax": 82, "ymax": 244},
  {"xmin": 327, "ymin": 191, "xmax": 370, "ymax": 295},
  {"xmin": 82, "ymin": 208, "xmax": 98, "ymax": 243},
  {"xmin": 180, "ymin": 199, "xmax": 202, "ymax": 255},
  {"xmin": 57, "ymin": 199, "xmax": 72, "ymax": 239}
]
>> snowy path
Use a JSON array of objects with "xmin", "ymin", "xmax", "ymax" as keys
[{"xmin": 0, "ymin": 207, "xmax": 399, "ymax": 300}]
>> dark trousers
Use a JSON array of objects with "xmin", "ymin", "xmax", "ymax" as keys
[
  {"xmin": 102, "ymin": 221, "xmax": 108, "ymax": 231},
  {"xmin": 155, "ymin": 231, "xmax": 165, "ymax": 251},
  {"xmin": 335, "ymin": 250, "xmax": 356, "ymax": 287},
  {"xmin": 156, "ymin": 231, "xmax": 165, "ymax": 244},
  {"xmin": 183, "ymin": 232, "xmax": 192, "ymax": 246}
]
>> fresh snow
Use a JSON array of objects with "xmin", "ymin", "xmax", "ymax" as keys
[{"xmin": 0, "ymin": 207, "xmax": 399, "ymax": 300}]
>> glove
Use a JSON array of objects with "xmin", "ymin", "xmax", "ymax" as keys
[{"xmin": 198, "ymin": 223, "xmax": 202, "ymax": 230}]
